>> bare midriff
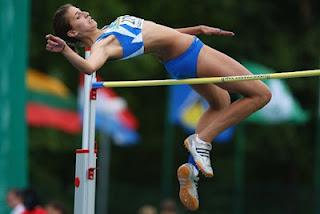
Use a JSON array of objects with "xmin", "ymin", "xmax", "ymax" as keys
[{"xmin": 142, "ymin": 20, "xmax": 195, "ymax": 61}]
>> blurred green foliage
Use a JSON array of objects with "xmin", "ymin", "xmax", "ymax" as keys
[{"xmin": 28, "ymin": 0, "xmax": 319, "ymax": 213}]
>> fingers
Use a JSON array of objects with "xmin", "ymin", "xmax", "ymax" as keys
[
  {"xmin": 47, "ymin": 40, "xmax": 59, "ymax": 46},
  {"xmin": 45, "ymin": 36, "xmax": 61, "ymax": 52},
  {"xmin": 45, "ymin": 34, "xmax": 55, "ymax": 40},
  {"xmin": 212, "ymin": 28, "xmax": 234, "ymax": 36},
  {"xmin": 46, "ymin": 44, "xmax": 54, "ymax": 51},
  {"xmin": 219, "ymin": 30, "xmax": 235, "ymax": 36},
  {"xmin": 46, "ymin": 42, "xmax": 56, "ymax": 51},
  {"xmin": 45, "ymin": 34, "xmax": 66, "ymax": 52},
  {"xmin": 209, "ymin": 28, "xmax": 235, "ymax": 36},
  {"xmin": 201, "ymin": 26, "xmax": 235, "ymax": 37},
  {"xmin": 45, "ymin": 34, "xmax": 63, "ymax": 43},
  {"xmin": 46, "ymin": 43, "xmax": 61, "ymax": 52}
]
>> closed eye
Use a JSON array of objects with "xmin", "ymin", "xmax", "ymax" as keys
[{"xmin": 74, "ymin": 10, "xmax": 81, "ymax": 19}]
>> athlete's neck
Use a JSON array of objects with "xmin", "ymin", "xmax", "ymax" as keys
[{"xmin": 81, "ymin": 28, "xmax": 104, "ymax": 47}]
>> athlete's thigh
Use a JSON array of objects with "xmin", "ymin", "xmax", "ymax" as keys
[{"xmin": 197, "ymin": 45, "xmax": 269, "ymax": 96}]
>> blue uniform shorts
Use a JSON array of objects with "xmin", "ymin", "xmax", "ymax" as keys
[{"xmin": 163, "ymin": 37, "xmax": 204, "ymax": 79}]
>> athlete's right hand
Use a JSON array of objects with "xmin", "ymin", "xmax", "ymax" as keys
[
  {"xmin": 199, "ymin": 25, "xmax": 235, "ymax": 37},
  {"xmin": 45, "ymin": 34, "xmax": 66, "ymax": 53}
]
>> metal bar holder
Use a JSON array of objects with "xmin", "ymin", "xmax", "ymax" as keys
[{"xmin": 74, "ymin": 48, "xmax": 97, "ymax": 214}]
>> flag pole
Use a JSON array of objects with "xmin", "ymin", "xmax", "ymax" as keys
[
  {"xmin": 161, "ymin": 86, "xmax": 175, "ymax": 198},
  {"xmin": 233, "ymin": 125, "xmax": 246, "ymax": 214},
  {"xmin": 96, "ymin": 132, "xmax": 111, "ymax": 214},
  {"xmin": 314, "ymin": 76, "xmax": 320, "ymax": 213}
]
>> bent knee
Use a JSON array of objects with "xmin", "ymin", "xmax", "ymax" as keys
[
  {"xmin": 262, "ymin": 88, "xmax": 272, "ymax": 105},
  {"xmin": 253, "ymin": 88, "xmax": 272, "ymax": 109}
]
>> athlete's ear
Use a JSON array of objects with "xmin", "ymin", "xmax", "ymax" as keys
[{"xmin": 67, "ymin": 30, "xmax": 78, "ymax": 38}]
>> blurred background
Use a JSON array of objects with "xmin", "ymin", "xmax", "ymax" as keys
[{"xmin": 1, "ymin": 0, "xmax": 320, "ymax": 213}]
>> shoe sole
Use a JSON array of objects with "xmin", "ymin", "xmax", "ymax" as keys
[
  {"xmin": 177, "ymin": 164, "xmax": 199, "ymax": 211},
  {"xmin": 184, "ymin": 139, "xmax": 214, "ymax": 178}
]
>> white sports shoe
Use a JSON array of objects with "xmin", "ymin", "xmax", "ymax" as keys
[
  {"xmin": 177, "ymin": 163, "xmax": 199, "ymax": 211},
  {"xmin": 184, "ymin": 134, "xmax": 214, "ymax": 177}
]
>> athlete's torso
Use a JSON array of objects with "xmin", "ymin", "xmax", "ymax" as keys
[
  {"xmin": 95, "ymin": 15, "xmax": 195, "ymax": 61},
  {"xmin": 96, "ymin": 15, "xmax": 144, "ymax": 60}
]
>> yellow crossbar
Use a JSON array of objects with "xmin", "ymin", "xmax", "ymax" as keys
[{"xmin": 96, "ymin": 69, "xmax": 320, "ymax": 88}]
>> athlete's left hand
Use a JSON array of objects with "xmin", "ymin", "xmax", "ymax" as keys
[
  {"xmin": 199, "ymin": 25, "xmax": 235, "ymax": 36},
  {"xmin": 45, "ymin": 34, "xmax": 67, "ymax": 53}
]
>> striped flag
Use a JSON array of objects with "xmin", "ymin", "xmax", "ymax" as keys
[
  {"xmin": 27, "ymin": 69, "xmax": 81, "ymax": 133},
  {"xmin": 78, "ymin": 75, "xmax": 139, "ymax": 145}
]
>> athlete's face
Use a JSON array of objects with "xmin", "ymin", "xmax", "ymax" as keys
[{"xmin": 66, "ymin": 6, "xmax": 97, "ymax": 38}]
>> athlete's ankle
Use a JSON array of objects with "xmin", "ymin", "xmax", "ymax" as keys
[
  {"xmin": 184, "ymin": 134, "xmax": 213, "ymax": 177},
  {"xmin": 195, "ymin": 134, "xmax": 211, "ymax": 144}
]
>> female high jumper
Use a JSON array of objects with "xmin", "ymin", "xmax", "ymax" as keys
[{"xmin": 46, "ymin": 4, "xmax": 271, "ymax": 211}]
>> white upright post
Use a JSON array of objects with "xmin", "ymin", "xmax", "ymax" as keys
[
  {"xmin": 74, "ymin": 48, "xmax": 97, "ymax": 214},
  {"xmin": 87, "ymin": 50, "xmax": 97, "ymax": 214}
]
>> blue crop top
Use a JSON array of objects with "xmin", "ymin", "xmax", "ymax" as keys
[{"xmin": 96, "ymin": 15, "xmax": 144, "ymax": 60}]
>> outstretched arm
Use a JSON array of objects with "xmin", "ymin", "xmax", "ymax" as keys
[
  {"xmin": 176, "ymin": 25, "xmax": 235, "ymax": 36},
  {"xmin": 45, "ymin": 34, "xmax": 110, "ymax": 74}
]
